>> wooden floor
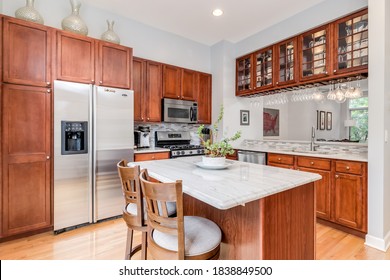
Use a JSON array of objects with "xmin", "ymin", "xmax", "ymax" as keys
[{"xmin": 0, "ymin": 218, "xmax": 389, "ymax": 260}]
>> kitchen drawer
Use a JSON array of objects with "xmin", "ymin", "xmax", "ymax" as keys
[
  {"xmin": 267, "ymin": 153, "xmax": 294, "ymax": 166},
  {"xmin": 335, "ymin": 160, "xmax": 364, "ymax": 175},
  {"xmin": 297, "ymin": 156, "xmax": 331, "ymax": 170},
  {"xmin": 134, "ymin": 152, "xmax": 170, "ymax": 162}
]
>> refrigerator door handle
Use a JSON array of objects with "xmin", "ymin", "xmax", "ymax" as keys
[{"xmin": 91, "ymin": 84, "xmax": 97, "ymax": 223}]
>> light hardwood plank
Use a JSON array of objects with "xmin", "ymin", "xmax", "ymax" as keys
[{"xmin": 0, "ymin": 218, "xmax": 389, "ymax": 260}]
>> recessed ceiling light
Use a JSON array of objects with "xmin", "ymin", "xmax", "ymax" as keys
[{"xmin": 212, "ymin": 9, "xmax": 223, "ymax": 17}]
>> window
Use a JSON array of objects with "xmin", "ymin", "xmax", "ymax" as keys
[{"xmin": 349, "ymin": 97, "xmax": 368, "ymax": 141}]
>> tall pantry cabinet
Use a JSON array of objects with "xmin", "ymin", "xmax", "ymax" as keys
[{"xmin": 1, "ymin": 17, "xmax": 53, "ymax": 239}]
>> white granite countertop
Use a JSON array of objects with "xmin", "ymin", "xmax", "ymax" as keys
[
  {"xmin": 133, "ymin": 156, "xmax": 321, "ymax": 210},
  {"xmin": 134, "ymin": 147, "xmax": 170, "ymax": 154},
  {"xmin": 233, "ymin": 142, "xmax": 368, "ymax": 162}
]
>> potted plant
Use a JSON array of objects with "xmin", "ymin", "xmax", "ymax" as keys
[{"xmin": 197, "ymin": 105, "xmax": 241, "ymax": 166}]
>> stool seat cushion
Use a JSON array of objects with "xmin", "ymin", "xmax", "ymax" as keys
[{"xmin": 152, "ymin": 216, "xmax": 222, "ymax": 256}]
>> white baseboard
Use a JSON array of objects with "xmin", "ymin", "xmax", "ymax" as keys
[{"xmin": 365, "ymin": 230, "xmax": 390, "ymax": 252}]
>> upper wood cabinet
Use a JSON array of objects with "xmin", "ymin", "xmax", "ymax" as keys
[
  {"xmin": 333, "ymin": 9, "xmax": 368, "ymax": 76},
  {"xmin": 275, "ymin": 38, "xmax": 298, "ymax": 87},
  {"xmin": 235, "ymin": 8, "xmax": 368, "ymax": 96},
  {"xmin": 253, "ymin": 46, "xmax": 274, "ymax": 91},
  {"xmin": 133, "ymin": 57, "xmax": 162, "ymax": 122},
  {"xmin": 162, "ymin": 64, "xmax": 182, "ymax": 99},
  {"xmin": 181, "ymin": 68, "xmax": 198, "ymax": 100},
  {"xmin": 55, "ymin": 30, "xmax": 95, "ymax": 84},
  {"xmin": 3, "ymin": 17, "xmax": 52, "ymax": 87},
  {"xmin": 298, "ymin": 24, "xmax": 331, "ymax": 82},
  {"xmin": 236, "ymin": 54, "xmax": 253, "ymax": 95},
  {"xmin": 197, "ymin": 72, "xmax": 212, "ymax": 124},
  {"xmin": 96, "ymin": 41, "xmax": 132, "ymax": 89}
]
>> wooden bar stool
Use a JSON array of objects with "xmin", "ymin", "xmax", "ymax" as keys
[
  {"xmin": 139, "ymin": 169, "xmax": 222, "ymax": 260},
  {"xmin": 117, "ymin": 160, "xmax": 148, "ymax": 260}
]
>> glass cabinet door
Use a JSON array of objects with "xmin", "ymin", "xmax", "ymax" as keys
[
  {"xmin": 254, "ymin": 47, "xmax": 273, "ymax": 90},
  {"xmin": 236, "ymin": 54, "xmax": 253, "ymax": 95},
  {"xmin": 299, "ymin": 25, "xmax": 329, "ymax": 81},
  {"xmin": 276, "ymin": 38, "xmax": 297, "ymax": 86},
  {"xmin": 334, "ymin": 10, "xmax": 368, "ymax": 74}
]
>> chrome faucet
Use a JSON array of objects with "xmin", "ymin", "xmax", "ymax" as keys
[{"xmin": 310, "ymin": 126, "xmax": 319, "ymax": 151}]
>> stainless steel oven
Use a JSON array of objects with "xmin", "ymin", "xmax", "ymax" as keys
[{"xmin": 163, "ymin": 98, "xmax": 198, "ymax": 123}]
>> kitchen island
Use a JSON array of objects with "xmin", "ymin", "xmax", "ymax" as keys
[{"xmin": 134, "ymin": 156, "xmax": 321, "ymax": 260}]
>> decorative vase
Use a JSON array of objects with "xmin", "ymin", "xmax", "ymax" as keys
[
  {"xmin": 202, "ymin": 156, "xmax": 226, "ymax": 167},
  {"xmin": 61, "ymin": 0, "xmax": 88, "ymax": 36},
  {"xmin": 101, "ymin": 20, "xmax": 120, "ymax": 44},
  {"xmin": 15, "ymin": 0, "xmax": 44, "ymax": 24}
]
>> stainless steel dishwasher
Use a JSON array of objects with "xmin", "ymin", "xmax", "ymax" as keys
[{"xmin": 237, "ymin": 150, "xmax": 266, "ymax": 164}]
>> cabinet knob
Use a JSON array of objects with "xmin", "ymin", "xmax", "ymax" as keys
[
  {"xmin": 325, "ymin": 71, "xmax": 328, "ymax": 75},
  {"xmin": 147, "ymin": 117, "xmax": 150, "ymax": 121},
  {"xmin": 46, "ymin": 82, "xmax": 51, "ymax": 86},
  {"xmin": 99, "ymin": 81, "xmax": 103, "ymax": 84},
  {"xmin": 333, "ymin": 70, "xmax": 337, "ymax": 73},
  {"xmin": 276, "ymin": 82, "xmax": 279, "ymax": 85},
  {"xmin": 141, "ymin": 117, "xmax": 144, "ymax": 120},
  {"xmin": 310, "ymin": 161, "xmax": 314, "ymax": 165},
  {"xmin": 91, "ymin": 80, "xmax": 95, "ymax": 83},
  {"xmin": 46, "ymin": 156, "xmax": 50, "ymax": 160},
  {"xmin": 47, "ymin": 89, "xmax": 51, "ymax": 93},
  {"xmin": 346, "ymin": 166, "xmax": 350, "ymax": 170},
  {"xmin": 335, "ymin": 175, "xmax": 339, "ymax": 179},
  {"xmin": 278, "ymin": 158, "xmax": 281, "ymax": 161}
]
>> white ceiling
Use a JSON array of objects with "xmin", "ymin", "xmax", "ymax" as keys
[{"xmin": 83, "ymin": 0, "xmax": 327, "ymax": 46}]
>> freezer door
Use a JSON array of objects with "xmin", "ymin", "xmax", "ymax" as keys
[
  {"xmin": 54, "ymin": 81, "xmax": 93, "ymax": 231},
  {"xmin": 94, "ymin": 86, "xmax": 134, "ymax": 222}
]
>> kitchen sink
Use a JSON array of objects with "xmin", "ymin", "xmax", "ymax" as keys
[{"xmin": 292, "ymin": 149, "xmax": 335, "ymax": 155}]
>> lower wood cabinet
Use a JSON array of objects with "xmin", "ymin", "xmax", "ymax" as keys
[
  {"xmin": 1, "ymin": 84, "xmax": 52, "ymax": 239},
  {"xmin": 267, "ymin": 153, "xmax": 367, "ymax": 234},
  {"xmin": 134, "ymin": 152, "xmax": 170, "ymax": 162}
]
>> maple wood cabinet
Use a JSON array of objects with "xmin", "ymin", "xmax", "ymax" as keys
[
  {"xmin": 134, "ymin": 151, "xmax": 170, "ymax": 162},
  {"xmin": 3, "ymin": 17, "xmax": 52, "ymax": 88},
  {"xmin": 162, "ymin": 64, "xmax": 199, "ymax": 101},
  {"xmin": 267, "ymin": 153, "xmax": 367, "ymax": 234},
  {"xmin": 1, "ymin": 84, "xmax": 52, "ymax": 239},
  {"xmin": 133, "ymin": 57, "xmax": 163, "ymax": 122},
  {"xmin": 55, "ymin": 30, "xmax": 95, "ymax": 84},
  {"xmin": 236, "ymin": 8, "xmax": 368, "ymax": 96},
  {"xmin": 96, "ymin": 41, "xmax": 132, "ymax": 89},
  {"xmin": 197, "ymin": 72, "xmax": 212, "ymax": 124}
]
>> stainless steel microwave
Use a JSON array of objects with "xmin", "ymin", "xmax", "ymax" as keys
[{"xmin": 163, "ymin": 98, "xmax": 198, "ymax": 123}]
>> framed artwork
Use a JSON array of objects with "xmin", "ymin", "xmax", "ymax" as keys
[
  {"xmin": 319, "ymin": 111, "xmax": 326, "ymax": 130},
  {"xmin": 326, "ymin": 112, "xmax": 332, "ymax": 130},
  {"xmin": 240, "ymin": 110, "xmax": 250, "ymax": 125},
  {"xmin": 263, "ymin": 108, "xmax": 280, "ymax": 136}
]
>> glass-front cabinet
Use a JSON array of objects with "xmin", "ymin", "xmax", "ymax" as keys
[
  {"xmin": 254, "ymin": 47, "xmax": 274, "ymax": 90},
  {"xmin": 275, "ymin": 38, "xmax": 297, "ymax": 86},
  {"xmin": 299, "ymin": 25, "xmax": 330, "ymax": 81},
  {"xmin": 236, "ymin": 54, "xmax": 253, "ymax": 95},
  {"xmin": 333, "ymin": 9, "xmax": 368, "ymax": 75}
]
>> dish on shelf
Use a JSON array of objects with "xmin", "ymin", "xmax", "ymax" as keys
[{"xmin": 194, "ymin": 161, "xmax": 233, "ymax": 170}]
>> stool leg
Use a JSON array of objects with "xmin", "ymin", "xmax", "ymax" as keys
[
  {"xmin": 141, "ymin": 231, "xmax": 147, "ymax": 260},
  {"xmin": 125, "ymin": 228, "xmax": 134, "ymax": 260}
]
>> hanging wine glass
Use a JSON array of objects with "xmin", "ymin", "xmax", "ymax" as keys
[
  {"xmin": 327, "ymin": 81, "xmax": 336, "ymax": 100},
  {"xmin": 352, "ymin": 76, "xmax": 363, "ymax": 98},
  {"xmin": 344, "ymin": 78, "xmax": 355, "ymax": 99},
  {"xmin": 334, "ymin": 81, "xmax": 346, "ymax": 103}
]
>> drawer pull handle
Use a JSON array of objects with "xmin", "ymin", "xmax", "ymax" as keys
[
  {"xmin": 335, "ymin": 175, "xmax": 339, "ymax": 179},
  {"xmin": 278, "ymin": 158, "xmax": 281, "ymax": 161},
  {"xmin": 346, "ymin": 166, "xmax": 350, "ymax": 170},
  {"xmin": 310, "ymin": 161, "xmax": 314, "ymax": 165}
]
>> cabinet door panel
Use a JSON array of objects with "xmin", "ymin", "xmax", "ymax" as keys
[
  {"xmin": 299, "ymin": 167, "xmax": 331, "ymax": 220},
  {"xmin": 56, "ymin": 31, "xmax": 95, "ymax": 83},
  {"xmin": 2, "ymin": 84, "xmax": 52, "ymax": 237},
  {"xmin": 334, "ymin": 173, "xmax": 364, "ymax": 231},
  {"xmin": 197, "ymin": 73, "xmax": 212, "ymax": 124},
  {"xmin": 133, "ymin": 58, "xmax": 145, "ymax": 122},
  {"xmin": 236, "ymin": 54, "xmax": 253, "ymax": 95},
  {"xmin": 146, "ymin": 61, "xmax": 162, "ymax": 122},
  {"xmin": 162, "ymin": 65, "xmax": 181, "ymax": 99},
  {"xmin": 181, "ymin": 69, "xmax": 197, "ymax": 100},
  {"xmin": 98, "ymin": 42, "xmax": 131, "ymax": 89},
  {"xmin": 3, "ymin": 18, "xmax": 51, "ymax": 87}
]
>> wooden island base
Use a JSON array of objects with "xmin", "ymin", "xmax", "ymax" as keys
[{"xmin": 183, "ymin": 182, "xmax": 316, "ymax": 260}]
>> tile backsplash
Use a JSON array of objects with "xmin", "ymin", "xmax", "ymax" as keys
[{"xmin": 134, "ymin": 122, "xmax": 203, "ymax": 147}]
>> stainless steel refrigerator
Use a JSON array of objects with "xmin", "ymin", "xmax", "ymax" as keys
[{"xmin": 53, "ymin": 80, "xmax": 134, "ymax": 232}]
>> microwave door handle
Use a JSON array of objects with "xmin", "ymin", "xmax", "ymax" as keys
[{"xmin": 190, "ymin": 107, "xmax": 193, "ymax": 121}]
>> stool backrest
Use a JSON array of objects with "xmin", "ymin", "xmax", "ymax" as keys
[
  {"xmin": 117, "ymin": 160, "xmax": 146, "ymax": 229},
  {"xmin": 139, "ymin": 169, "xmax": 184, "ymax": 259}
]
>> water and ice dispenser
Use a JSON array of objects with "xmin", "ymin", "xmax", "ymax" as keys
[{"xmin": 61, "ymin": 121, "xmax": 88, "ymax": 155}]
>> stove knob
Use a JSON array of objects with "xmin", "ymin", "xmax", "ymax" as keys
[
  {"xmin": 181, "ymin": 151, "xmax": 185, "ymax": 155},
  {"xmin": 198, "ymin": 149, "xmax": 202, "ymax": 154},
  {"xmin": 189, "ymin": 151, "xmax": 193, "ymax": 154}
]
